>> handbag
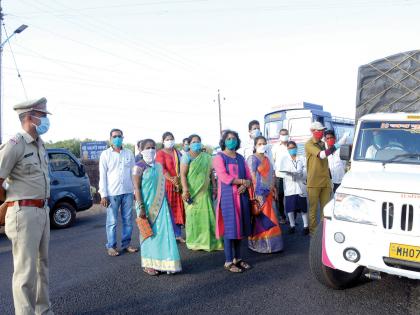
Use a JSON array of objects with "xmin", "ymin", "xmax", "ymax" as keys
[
  {"xmin": 136, "ymin": 216, "xmax": 153, "ymax": 240},
  {"xmin": 250, "ymin": 198, "xmax": 262, "ymax": 216}
]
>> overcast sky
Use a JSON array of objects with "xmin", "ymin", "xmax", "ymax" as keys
[{"xmin": 2, "ymin": 0, "xmax": 419, "ymax": 146}]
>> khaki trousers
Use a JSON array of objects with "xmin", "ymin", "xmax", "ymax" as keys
[
  {"xmin": 307, "ymin": 186, "xmax": 332, "ymax": 235},
  {"xmin": 5, "ymin": 204, "xmax": 53, "ymax": 315}
]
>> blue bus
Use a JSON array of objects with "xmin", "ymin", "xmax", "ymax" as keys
[{"xmin": 264, "ymin": 102, "xmax": 355, "ymax": 154}]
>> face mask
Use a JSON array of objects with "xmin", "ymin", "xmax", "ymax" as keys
[
  {"xmin": 141, "ymin": 149, "xmax": 156, "ymax": 164},
  {"xmin": 32, "ymin": 116, "xmax": 50, "ymax": 135},
  {"xmin": 190, "ymin": 142, "xmax": 202, "ymax": 152},
  {"xmin": 256, "ymin": 144, "xmax": 267, "ymax": 154},
  {"xmin": 288, "ymin": 148, "xmax": 297, "ymax": 156},
  {"xmin": 279, "ymin": 135, "xmax": 289, "ymax": 142},
  {"xmin": 183, "ymin": 145, "xmax": 190, "ymax": 152},
  {"xmin": 250, "ymin": 129, "xmax": 262, "ymax": 139},
  {"xmin": 112, "ymin": 136, "xmax": 123, "ymax": 148},
  {"xmin": 225, "ymin": 138, "xmax": 238, "ymax": 150},
  {"xmin": 326, "ymin": 138, "xmax": 336, "ymax": 147},
  {"xmin": 164, "ymin": 139, "xmax": 175, "ymax": 149},
  {"xmin": 313, "ymin": 130, "xmax": 324, "ymax": 140}
]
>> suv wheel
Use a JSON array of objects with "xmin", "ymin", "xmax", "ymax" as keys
[
  {"xmin": 50, "ymin": 202, "xmax": 76, "ymax": 229},
  {"xmin": 309, "ymin": 221, "xmax": 363, "ymax": 289}
]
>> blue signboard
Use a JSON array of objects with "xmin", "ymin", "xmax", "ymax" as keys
[{"xmin": 80, "ymin": 141, "xmax": 108, "ymax": 160}]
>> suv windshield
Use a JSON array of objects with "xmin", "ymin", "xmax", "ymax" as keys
[{"xmin": 354, "ymin": 120, "xmax": 420, "ymax": 164}]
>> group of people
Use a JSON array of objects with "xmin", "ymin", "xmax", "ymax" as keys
[
  {"xmin": 99, "ymin": 118, "xmax": 349, "ymax": 277},
  {"xmin": 0, "ymin": 96, "xmax": 350, "ymax": 314}
]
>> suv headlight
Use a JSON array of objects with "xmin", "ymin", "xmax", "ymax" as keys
[{"xmin": 333, "ymin": 193, "xmax": 376, "ymax": 225}]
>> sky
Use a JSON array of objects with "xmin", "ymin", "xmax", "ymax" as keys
[{"xmin": 1, "ymin": 0, "xmax": 419, "ymax": 147}]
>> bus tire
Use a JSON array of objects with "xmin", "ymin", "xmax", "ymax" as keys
[{"xmin": 309, "ymin": 221, "xmax": 363, "ymax": 290}]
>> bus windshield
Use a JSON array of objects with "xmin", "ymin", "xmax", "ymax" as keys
[
  {"xmin": 265, "ymin": 120, "xmax": 283, "ymax": 141},
  {"xmin": 354, "ymin": 121, "xmax": 420, "ymax": 164},
  {"xmin": 289, "ymin": 117, "xmax": 312, "ymax": 137}
]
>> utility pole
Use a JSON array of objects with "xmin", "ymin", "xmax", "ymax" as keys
[{"xmin": 216, "ymin": 89, "xmax": 225, "ymax": 137}]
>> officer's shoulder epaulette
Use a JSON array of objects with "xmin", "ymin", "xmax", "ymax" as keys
[{"xmin": 8, "ymin": 133, "xmax": 23, "ymax": 145}]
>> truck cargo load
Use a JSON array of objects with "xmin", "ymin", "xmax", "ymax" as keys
[{"xmin": 356, "ymin": 50, "xmax": 420, "ymax": 120}]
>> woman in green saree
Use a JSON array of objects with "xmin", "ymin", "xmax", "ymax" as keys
[
  {"xmin": 132, "ymin": 139, "xmax": 182, "ymax": 276},
  {"xmin": 180, "ymin": 134, "xmax": 223, "ymax": 251}
]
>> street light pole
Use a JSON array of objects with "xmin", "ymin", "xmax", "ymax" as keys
[{"xmin": 0, "ymin": 0, "xmax": 28, "ymax": 144}]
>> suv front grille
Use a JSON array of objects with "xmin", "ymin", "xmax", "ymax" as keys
[
  {"xmin": 382, "ymin": 202, "xmax": 415, "ymax": 232},
  {"xmin": 382, "ymin": 202, "xmax": 394, "ymax": 229},
  {"xmin": 401, "ymin": 204, "xmax": 414, "ymax": 231}
]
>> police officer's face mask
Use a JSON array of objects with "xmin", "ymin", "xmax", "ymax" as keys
[{"xmin": 31, "ymin": 115, "xmax": 50, "ymax": 135}]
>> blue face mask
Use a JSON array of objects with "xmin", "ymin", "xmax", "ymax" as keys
[
  {"xmin": 184, "ymin": 145, "xmax": 190, "ymax": 152},
  {"xmin": 32, "ymin": 116, "xmax": 50, "ymax": 135},
  {"xmin": 288, "ymin": 148, "xmax": 297, "ymax": 156},
  {"xmin": 225, "ymin": 138, "xmax": 238, "ymax": 150},
  {"xmin": 250, "ymin": 129, "xmax": 262, "ymax": 139},
  {"xmin": 190, "ymin": 142, "xmax": 202, "ymax": 152},
  {"xmin": 112, "ymin": 136, "xmax": 123, "ymax": 148}
]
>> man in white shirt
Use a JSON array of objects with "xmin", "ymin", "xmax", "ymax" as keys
[
  {"xmin": 238, "ymin": 120, "xmax": 263, "ymax": 161},
  {"xmin": 99, "ymin": 128, "xmax": 137, "ymax": 256},
  {"xmin": 325, "ymin": 130, "xmax": 348, "ymax": 193},
  {"xmin": 271, "ymin": 128, "xmax": 290, "ymax": 224}
]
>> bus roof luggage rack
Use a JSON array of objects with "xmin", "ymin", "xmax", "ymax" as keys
[{"xmin": 356, "ymin": 50, "xmax": 420, "ymax": 120}]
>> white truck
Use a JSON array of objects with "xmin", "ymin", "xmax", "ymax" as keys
[{"xmin": 309, "ymin": 50, "xmax": 420, "ymax": 289}]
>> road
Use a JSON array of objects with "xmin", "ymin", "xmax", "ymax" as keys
[{"xmin": 0, "ymin": 206, "xmax": 418, "ymax": 315}]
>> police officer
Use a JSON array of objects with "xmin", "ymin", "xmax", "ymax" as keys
[{"xmin": 0, "ymin": 97, "xmax": 54, "ymax": 315}]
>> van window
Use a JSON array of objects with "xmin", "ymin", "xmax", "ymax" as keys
[{"xmin": 49, "ymin": 153, "xmax": 81, "ymax": 176}]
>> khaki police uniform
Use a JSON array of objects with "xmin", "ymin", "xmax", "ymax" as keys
[
  {"xmin": 0, "ymin": 97, "xmax": 53, "ymax": 315},
  {"xmin": 305, "ymin": 137, "xmax": 332, "ymax": 235}
]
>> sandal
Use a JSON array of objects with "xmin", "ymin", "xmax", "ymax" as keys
[
  {"xmin": 123, "ymin": 246, "xmax": 139, "ymax": 253},
  {"xmin": 176, "ymin": 237, "xmax": 186, "ymax": 243},
  {"xmin": 107, "ymin": 248, "xmax": 120, "ymax": 257},
  {"xmin": 234, "ymin": 259, "xmax": 252, "ymax": 270},
  {"xmin": 224, "ymin": 262, "xmax": 243, "ymax": 273},
  {"xmin": 143, "ymin": 268, "xmax": 159, "ymax": 276}
]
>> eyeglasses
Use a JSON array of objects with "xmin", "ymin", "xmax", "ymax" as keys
[{"xmin": 112, "ymin": 135, "xmax": 122, "ymax": 138}]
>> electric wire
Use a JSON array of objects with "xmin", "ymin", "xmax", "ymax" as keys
[{"xmin": 2, "ymin": 23, "xmax": 28, "ymax": 100}]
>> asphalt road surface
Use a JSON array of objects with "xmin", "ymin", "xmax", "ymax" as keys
[{"xmin": 1, "ymin": 206, "xmax": 419, "ymax": 315}]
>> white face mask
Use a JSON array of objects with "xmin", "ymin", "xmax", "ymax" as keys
[
  {"xmin": 163, "ymin": 139, "xmax": 175, "ymax": 149},
  {"xmin": 141, "ymin": 149, "xmax": 156, "ymax": 165},
  {"xmin": 256, "ymin": 144, "xmax": 267, "ymax": 154},
  {"xmin": 279, "ymin": 135, "xmax": 289, "ymax": 142}
]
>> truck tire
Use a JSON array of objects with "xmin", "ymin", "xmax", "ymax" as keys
[
  {"xmin": 309, "ymin": 221, "xmax": 363, "ymax": 289},
  {"xmin": 50, "ymin": 201, "xmax": 76, "ymax": 229}
]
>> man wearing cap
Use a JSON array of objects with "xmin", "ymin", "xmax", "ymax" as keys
[
  {"xmin": 305, "ymin": 122, "xmax": 338, "ymax": 235},
  {"xmin": 0, "ymin": 97, "xmax": 54, "ymax": 314}
]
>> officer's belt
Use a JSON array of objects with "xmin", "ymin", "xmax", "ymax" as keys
[{"xmin": 6, "ymin": 199, "xmax": 46, "ymax": 208}]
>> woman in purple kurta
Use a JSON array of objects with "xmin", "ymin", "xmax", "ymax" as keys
[{"xmin": 213, "ymin": 130, "xmax": 253, "ymax": 273}]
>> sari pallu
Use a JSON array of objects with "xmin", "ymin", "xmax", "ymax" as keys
[
  {"xmin": 135, "ymin": 162, "xmax": 182, "ymax": 272},
  {"xmin": 248, "ymin": 155, "xmax": 283, "ymax": 253},
  {"xmin": 185, "ymin": 153, "xmax": 223, "ymax": 251}
]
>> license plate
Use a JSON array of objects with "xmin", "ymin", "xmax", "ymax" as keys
[{"xmin": 389, "ymin": 243, "xmax": 420, "ymax": 263}]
